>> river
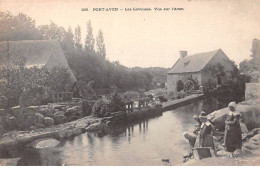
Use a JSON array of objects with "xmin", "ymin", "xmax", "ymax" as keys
[{"xmin": 17, "ymin": 97, "xmax": 236, "ymax": 166}]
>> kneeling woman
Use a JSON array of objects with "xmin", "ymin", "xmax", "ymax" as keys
[{"xmin": 224, "ymin": 102, "xmax": 242, "ymax": 157}]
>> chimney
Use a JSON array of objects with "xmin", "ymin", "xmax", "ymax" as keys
[{"xmin": 180, "ymin": 51, "xmax": 187, "ymax": 59}]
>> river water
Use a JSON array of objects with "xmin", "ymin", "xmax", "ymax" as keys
[{"xmin": 17, "ymin": 97, "xmax": 236, "ymax": 166}]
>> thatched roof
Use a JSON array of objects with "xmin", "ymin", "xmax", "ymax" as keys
[
  {"xmin": 168, "ymin": 49, "xmax": 221, "ymax": 74},
  {"xmin": 0, "ymin": 40, "xmax": 77, "ymax": 82}
]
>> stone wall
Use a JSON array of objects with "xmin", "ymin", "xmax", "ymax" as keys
[{"xmin": 245, "ymin": 83, "xmax": 260, "ymax": 100}]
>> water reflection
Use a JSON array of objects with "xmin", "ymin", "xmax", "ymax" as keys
[
  {"xmin": 17, "ymin": 147, "xmax": 63, "ymax": 166},
  {"xmin": 17, "ymin": 97, "xmax": 237, "ymax": 166}
]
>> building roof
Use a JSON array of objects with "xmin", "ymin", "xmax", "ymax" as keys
[
  {"xmin": 0, "ymin": 40, "xmax": 77, "ymax": 82},
  {"xmin": 167, "ymin": 49, "xmax": 221, "ymax": 74}
]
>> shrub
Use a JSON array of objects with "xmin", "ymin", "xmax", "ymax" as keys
[
  {"xmin": 176, "ymin": 91, "xmax": 186, "ymax": 99},
  {"xmin": 158, "ymin": 95, "xmax": 168, "ymax": 102},
  {"xmin": 176, "ymin": 80, "xmax": 184, "ymax": 92}
]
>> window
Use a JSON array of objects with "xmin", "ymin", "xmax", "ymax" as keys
[{"xmin": 184, "ymin": 61, "xmax": 190, "ymax": 66}]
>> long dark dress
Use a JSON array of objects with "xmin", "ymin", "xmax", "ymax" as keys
[
  {"xmin": 224, "ymin": 112, "xmax": 242, "ymax": 152},
  {"xmin": 195, "ymin": 122, "xmax": 215, "ymax": 149}
]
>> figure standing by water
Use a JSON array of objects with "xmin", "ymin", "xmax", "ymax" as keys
[
  {"xmin": 195, "ymin": 111, "xmax": 216, "ymax": 156},
  {"xmin": 224, "ymin": 102, "xmax": 242, "ymax": 157}
]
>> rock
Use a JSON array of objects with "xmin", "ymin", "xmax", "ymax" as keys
[
  {"xmin": 68, "ymin": 116, "xmax": 80, "ymax": 122},
  {"xmin": 54, "ymin": 110, "xmax": 65, "ymax": 116},
  {"xmin": 85, "ymin": 122, "xmax": 102, "ymax": 132},
  {"xmin": 43, "ymin": 117, "xmax": 54, "ymax": 127},
  {"xmin": 65, "ymin": 106, "xmax": 78, "ymax": 117},
  {"xmin": 82, "ymin": 99, "xmax": 92, "ymax": 117},
  {"xmin": 53, "ymin": 115, "xmax": 67, "ymax": 125},
  {"xmin": 106, "ymin": 121, "xmax": 111, "ymax": 127},
  {"xmin": 241, "ymin": 147, "xmax": 253, "ymax": 156},
  {"xmin": 216, "ymin": 150, "xmax": 230, "ymax": 157},
  {"xmin": 233, "ymin": 149, "xmax": 242, "ymax": 157},
  {"xmin": 52, "ymin": 104, "xmax": 63, "ymax": 110},
  {"xmin": 243, "ymin": 141, "xmax": 259, "ymax": 150},
  {"xmin": 33, "ymin": 122, "xmax": 46, "ymax": 129},
  {"xmin": 35, "ymin": 113, "xmax": 45, "ymax": 123},
  {"xmin": 39, "ymin": 108, "xmax": 55, "ymax": 118},
  {"xmin": 26, "ymin": 138, "xmax": 60, "ymax": 149},
  {"xmin": 251, "ymin": 133, "xmax": 260, "ymax": 141},
  {"xmin": 210, "ymin": 103, "xmax": 260, "ymax": 130},
  {"xmin": 0, "ymin": 158, "xmax": 21, "ymax": 166}
]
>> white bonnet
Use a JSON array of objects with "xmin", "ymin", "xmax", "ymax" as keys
[{"xmin": 228, "ymin": 102, "xmax": 237, "ymax": 109}]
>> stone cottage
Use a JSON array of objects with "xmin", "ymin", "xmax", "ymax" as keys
[{"xmin": 167, "ymin": 49, "xmax": 238, "ymax": 92}]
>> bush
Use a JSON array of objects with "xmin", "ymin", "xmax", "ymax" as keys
[
  {"xmin": 123, "ymin": 91, "xmax": 139, "ymax": 100},
  {"xmin": 176, "ymin": 91, "xmax": 186, "ymax": 99},
  {"xmin": 92, "ymin": 92, "xmax": 125, "ymax": 117},
  {"xmin": 176, "ymin": 80, "xmax": 184, "ymax": 92},
  {"xmin": 158, "ymin": 95, "xmax": 168, "ymax": 102}
]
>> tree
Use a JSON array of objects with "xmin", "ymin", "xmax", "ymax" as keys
[
  {"xmin": 46, "ymin": 67, "xmax": 71, "ymax": 92},
  {"xmin": 61, "ymin": 26, "xmax": 75, "ymax": 58},
  {"xmin": 96, "ymin": 30, "xmax": 106, "ymax": 59},
  {"xmin": 239, "ymin": 39, "xmax": 260, "ymax": 81},
  {"xmin": 38, "ymin": 21, "xmax": 66, "ymax": 41},
  {"xmin": 84, "ymin": 20, "xmax": 95, "ymax": 55},
  {"xmin": 0, "ymin": 12, "xmax": 42, "ymax": 41},
  {"xmin": 74, "ymin": 25, "xmax": 82, "ymax": 51}
]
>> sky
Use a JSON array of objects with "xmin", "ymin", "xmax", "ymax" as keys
[{"xmin": 1, "ymin": 0, "xmax": 260, "ymax": 68}]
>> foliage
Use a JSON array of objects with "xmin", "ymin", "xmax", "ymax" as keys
[
  {"xmin": 0, "ymin": 57, "xmax": 71, "ymax": 108},
  {"xmin": 0, "ymin": 12, "xmax": 42, "ymax": 41},
  {"xmin": 106, "ymin": 91, "xmax": 125, "ymax": 113},
  {"xmin": 85, "ymin": 20, "xmax": 95, "ymax": 55},
  {"xmin": 96, "ymin": 30, "xmax": 106, "ymax": 59},
  {"xmin": 158, "ymin": 95, "xmax": 168, "ymax": 102},
  {"xmin": 239, "ymin": 39, "xmax": 260, "ymax": 81},
  {"xmin": 46, "ymin": 67, "xmax": 71, "ymax": 92},
  {"xmin": 122, "ymin": 91, "xmax": 140, "ymax": 100},
  {"xmin": 176, "ymin": 91, "xmax": 186, "ymax": 99},
  {"xmin": 92, "ymin": 91, "xmax": 125, "ymax": 117},
  {"xmin": 176, "ymin": 80, "xmax": 184, "ymax": 92},
  {"xmin": 74, "ymin": 25, "xmax": 82, "ymax": 50},
  {"xmin": 0, "ymin": 11, "xmax": 155, "ymax": 96}
]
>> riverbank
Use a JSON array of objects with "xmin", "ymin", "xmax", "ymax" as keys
[
  {"xmin": 0, "ymin": 116, "xmax": 101, "ymax": 158},
  {"xmin": 0, "ymin": 104, "xmax": 163, "ymax": 159},
  {"xmin": 184, "ymin": 132, "xmax": 260, "ymax": 166},
  {"xmin": 182, "ymin": 98, "xmax": 260, "ymax": 166}
]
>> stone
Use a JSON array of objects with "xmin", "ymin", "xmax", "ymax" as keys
[
  {"xmin": 35, "ymin": 113, "xmax": 45, "ymax": 123},
  {"xmin": 241, "ymin": 147, "xmax": 253, "ymax": 156},
  {"xmin": 65, "ymin": 106, "xmax": 78, "ymax": 117},
  {"xmin": 52, "ymin": 104, "xmax": 63, "ymax": 110},
  {"xmin": 53, "ymin": 115, "xmax": 67, "ymax": 125},
  {"xmin": 34, "ymin": 123, "xmax": 46, "ymax": 129},
  {"xmin": 233, "ymin": 149, "xmax": 242, "ymax": 157},
  {"xmin": 82, "ymin": 99, "xmax": 92, "ymax": 117},
  {"xmin": 68, "ymin": 115, "xmax": 80, "ymax": 122},
  {"xmin": 0, "ymin": 158, "xmax": 21, "ymax": 166},
  {"xmin": 39, "ymin": 108, "xmax": 55, "ymax": 118},
  {"xmin": 216, "ymin": 150, "xmax": 230, "ymax": 157},
  {"xmin": 43, "ymin": 117, "xmax": 54, "ymax": 127},
  {"xmin": 54, "ymin": 110, "xmax": 65, "ymax": 116},
  {"xmin": 243, "ymin": 141, "xmax": 259, "ymax": 150},
  {"xmin": 251, "ymin": 134, "xmax": 260, "ymax": 141},
  {"xmin": 209, "ymin": 103, "xmax": 260, "ymax": 130},
  {"xmin": 26, "ymin": 138, "xmax": 60, "ymax": 149},
  {"xmin": 85, "ymin": 122, "xmax": 102, "ymax": 132}
]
